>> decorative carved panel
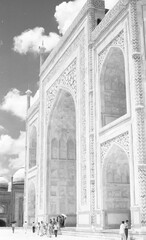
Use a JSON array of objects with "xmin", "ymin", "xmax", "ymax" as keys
[{"xmin": 101, "ymin": 132, "xmax": 129, "ymax": 165}]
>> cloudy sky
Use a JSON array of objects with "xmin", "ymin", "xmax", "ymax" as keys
[{"xmin": 0, "ymin": 0, "xmax": 118, "ymax": 181}]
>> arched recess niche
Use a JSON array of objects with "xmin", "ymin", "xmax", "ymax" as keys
[
  {"xmin": 29, "ymin": 126, "xmax": 37, "ymax": 169},
  {"xmin": 100, "ymin": 47, "xmax": 127, "ymax": 127},
  {"xmin": 28, "ymin": 182, "xmax": 36, "ymax": 224},
  {"xmin": 102, "ymin": 144, "xmax": 131, "ymax": 229},
  {"xmin": 47, "ymin": 89, "xmax": 76, "ymax": 226}
]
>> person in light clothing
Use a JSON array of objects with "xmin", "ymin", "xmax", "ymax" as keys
[
  {"xmin": 119, "ymin": 221, "xmax": 125, "ymax": 240},
  {"xmin": 23, "ymin": 221, "xmax": 28, "ymax": 234},
  {"xmin": 54, "ymin": 221, "xmax": 59, "ymax": 237}
]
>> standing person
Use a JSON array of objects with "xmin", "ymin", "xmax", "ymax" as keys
[
  {"xmin": 23, "ymin": 221, "xmax": 28, "ymax": 234},
  {"xmin": 47, "ymin": 219, "xmax": 53, "ymax": 238},
  {"xmin": 11, "ymin": 222, "xmax": 15, "ymax": 233},
  {"xmin": 54, "ymin": 221, "xmax": 58, "ymax": 237},
  {"xmin": 61, "ymin": 214, "xmax": 67, "ymax": 227},
  {"xmin": 32, "ymin": 222, "xmax": 35, "ymax": 233},
  {"xmin": 37, "ymin": 222, "xmax": 40, "ymax": 235},
  {"xmin": 40, "ymin": 221, "xmax": 44, "ymax": 236},
  {"xmin": 119, "ymin": 221, "xmax": 125, "ymax": 240},
  {"xmin": 125, "ymin": 220, "xmax": 129, "ymax": 240}
]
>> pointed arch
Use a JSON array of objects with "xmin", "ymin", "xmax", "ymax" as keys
[
  {"xmin": 100, "ymin": 47, "xmax": 127, "ymax": 127},
  {"xmin": 51, "ymin": 138, "xmax": 59, "ymax": 159},
  {"xmin": 47, "ymin": 89, "xmax": 77, "ymax": 226},
  {"xmin": 28, "ymin": 181, "xmax": 36, "ymax": 224},
  {"xmin": 102, "ymin": 144, "xmax": 130, "ymax": 228},
  {"xmin": 67, "ymin": 138, "xmax": 76, "ymax": 160}
]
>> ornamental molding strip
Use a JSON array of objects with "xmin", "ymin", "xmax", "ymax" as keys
[
  {"xmin": 98, "ymin": 30, "xmax": 125, "ymax": 73},
  {"xmin": 100, "ymin": 132, "xmax": 130, "ymax": 165},
  {"xmin": 87, "ymin": 0, "xmax": 104, "ymax": 9},
  {"xmin": 138, "ymin": 165, "xmax": 146, "ymax": 225},
  {"xmin": 129, "ymin": 0, "xmax": 145, "ymax": 165},
  {"xmin": 130, "ymin": 0, "xmax": 140, "ymax": 53}
]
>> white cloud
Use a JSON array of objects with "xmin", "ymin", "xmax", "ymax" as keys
[
  {"xmin": 0, "ymin": 131, "xmax": 25, "ymax": 170},
  {"xmin": 13, "ymin": 27, "xmax": 60, "ymax": 54},
  {"xmin": 13, "ymin": 0, "xmax": 118, "ymax": 56},
  {"xmin": 0, "ymin": 125, "xmax": 5, "ymax": 131},
  {"xmin": 0, "ymin": 163, "xmax": 9, "ymax": 176},
  {"xmin": 0, "ymin": 131, "xmax": 25, "ymax": 156},
  {"xmin": 0, "ymin": 88, "xmax": 27, "ymax": 120},
  {"xmin": 55, "ymin": 0, "xmax": 86, "ymax": 34},
  {"xmin": 54, "ymin": 0, "xmax": 119, "ymax": 35},
  {"xmin": 9, "ymin": 151, "xmax": 25, "ymax": 170}
]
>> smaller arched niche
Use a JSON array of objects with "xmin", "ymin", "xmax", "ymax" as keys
[
  {"xmin": 103, "ymin": 144, "xmax": 130, "ymax": 229},
  {"xmin": 100, "ymin": 47, "xmax": 127, "ymax": 127},
  {"xmin": 0, "ymin": 206, "xmax": 5, "ymax": 214},
  {"xmin": 29, "ymin": 126, "xmax": 37, "ymax": 169},
  {"xmin": 59, "ymin": 135, "xmax": 67, "ymax": 160},
  {"xmin": 67, "ymin": 138, "xmax": 75, "ymax": 160},
  {"xmin": 28, "ymin": 182, "xmax": 35, "ymax": 224},
  {"xmin": 51, "ymin": 138, "xmax": 58, "ymax": 159}
]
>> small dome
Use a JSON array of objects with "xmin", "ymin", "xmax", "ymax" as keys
[
  {"xmin": 0, "ymin": 177, "xmax": 8, "ymax": 191},
  {"xmin": 13, "ymin": 167, "xmax": 25, "ymax": 184}
]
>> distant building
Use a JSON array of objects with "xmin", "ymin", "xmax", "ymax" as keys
[
  {"xmin": 0, "ymin": 168, "xmax": 24, "ymax": 227},
  {"xmin": 11, "ymin": 168, "xmax": 24, "ymax": 227},
  {"xmin": 0, "ymin": 177, "xmax": 11, "ymax": 226}
]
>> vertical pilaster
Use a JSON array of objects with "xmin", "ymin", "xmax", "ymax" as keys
[
  {"xmin": 87, "ymin": 0, "xmax": 105, "ymax": 226},
  {"xmin": 130, "ymin": 0, "xmax": 146, "ymax": 228}
]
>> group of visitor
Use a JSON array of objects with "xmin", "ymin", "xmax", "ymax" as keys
[
  {"xmin": 35, "ymin": 215, "xmax": 66, "ymax": 238},
  {"xmin": 36, "ymin": 216, "xmax": 65, "ymax": 238},
  {"xmin": 11, "ymin": 214, "xmax": 66, "ymax": 238},
  {"xmin": 119, "ymin": 220, "xmax": 129, "ymax": 240}
]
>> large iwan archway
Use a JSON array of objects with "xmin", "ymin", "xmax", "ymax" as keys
[
  {"xmin": 47, "ymin": 90, "xmax": 76, "ymax": 226},
  {"xmin": 103, "ymin": 144, "xmax": 130, "ymax": 229}
]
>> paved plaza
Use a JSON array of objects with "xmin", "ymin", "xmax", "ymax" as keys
[{"xmin": 0, "ymin": 228, "xmax": 99, "ymax": 240}]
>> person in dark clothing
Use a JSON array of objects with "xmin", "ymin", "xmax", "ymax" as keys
[
  {"xmin": 54, "ymin": 221, "xmax": 58, "ymax": 237},
  {"xmin": 124, "ymin": 220, "xmax": 129, "ymax": 240},
  {"xmin": 32, "ymin": 222, "xmax": 35, "ymax": 233},
  {"xmin": 12, "ymin": 223, "xmax": 15, "ymax": 233}
]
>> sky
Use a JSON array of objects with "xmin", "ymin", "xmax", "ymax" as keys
[{"xmin": 0, "ymin": 0, "xmax": 118, "ymax": 181}]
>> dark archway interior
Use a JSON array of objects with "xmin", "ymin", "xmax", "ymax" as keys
[{"xmin": 0, "ymin": 219, "xmax": 6, "ymax": 227}]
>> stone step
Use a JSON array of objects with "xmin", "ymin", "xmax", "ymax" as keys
[
  {"xmin": 61, "ymin": 228, "xmax": 146, "ymax": 240},
  {"xmin": 61, "ymin": 228, "xmax": 120, "ymax": 240}
]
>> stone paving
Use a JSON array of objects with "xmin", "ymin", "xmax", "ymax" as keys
[{"xmin": 0, "ymin": 228, "xmax": 99, "ymax": 240}]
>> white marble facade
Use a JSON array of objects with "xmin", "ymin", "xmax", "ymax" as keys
[{"xmin": 24, "ymin": 0, "xmax": 146, "ymax": 232}]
